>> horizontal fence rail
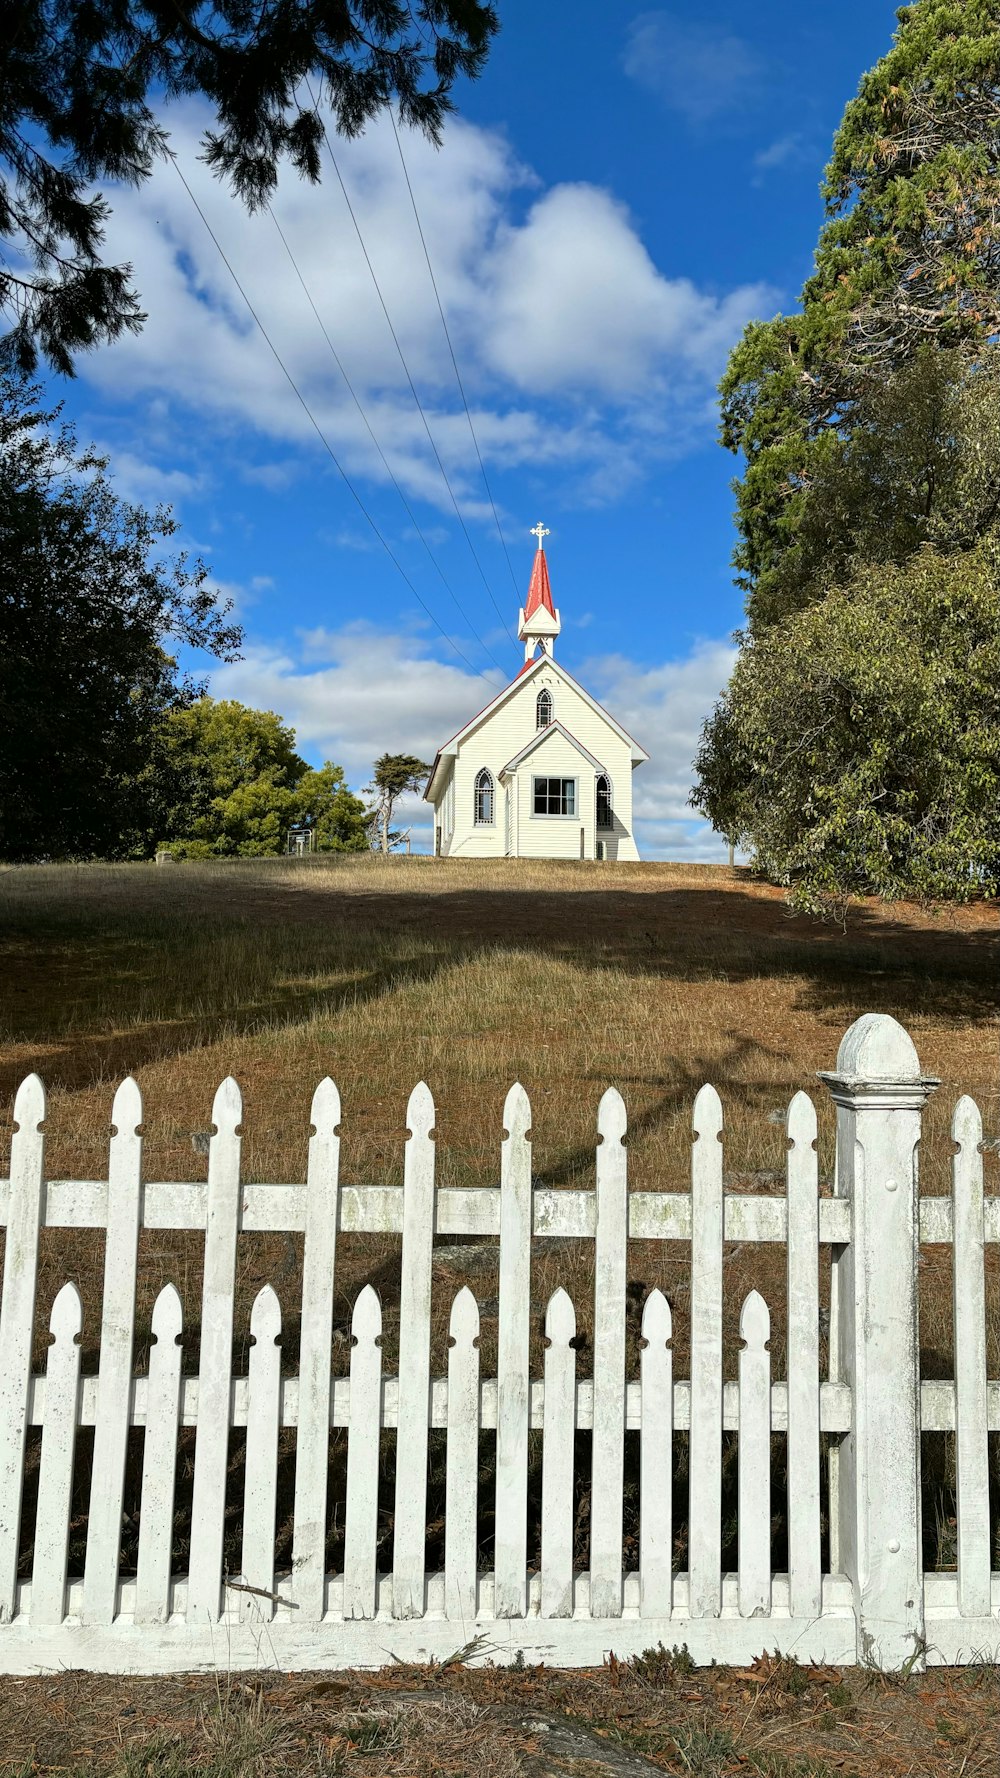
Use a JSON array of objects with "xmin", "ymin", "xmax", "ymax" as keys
[{"xmin": 0, "ymin": 1013, "xmax": 996, "ymax": 1674}]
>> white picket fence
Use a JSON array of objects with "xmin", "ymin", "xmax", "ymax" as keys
[{"xmin": 0, "ymin": 1012, "xmax": 996, "ymax": 1674}]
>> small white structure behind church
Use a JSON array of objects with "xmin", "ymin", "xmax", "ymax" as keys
[{"xmin": 425, "ymin": 528, "xmax": 648, "ymax": 860}]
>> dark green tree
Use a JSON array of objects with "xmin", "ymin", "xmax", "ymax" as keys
[
  {"xmin": 366, "ymin": 752, "xmax": 430, "ymax": 854},
  {"xmin": 294, "ymin": 761, "xmax": 369, "ymax": 853},
  {"xmin": 720, "ymin": 0, "xmax": 1000, "ymax": 633},
  {"xmin": 0, "ymin": 372, "xmax": 240, "ymax": 861},
  {"xmin": 692, "ymin": 541, "xmax": 1000, "ymax": 912},
  {"xmin": 2, "ymin": 0, "xmax": 498, "ymax": 375}
]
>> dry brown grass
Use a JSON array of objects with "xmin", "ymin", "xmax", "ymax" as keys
[
  {"xmin": 2, "ymin": 1653, "xmax": 999, "ymax": 1777},
  {"xmin": 1, "ymin": 856, "xmax": 998, "ymax": 1582}
]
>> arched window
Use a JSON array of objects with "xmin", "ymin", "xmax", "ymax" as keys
[
  {"xmin": 536, "ymin": 688, "xmax": 553, "ymax": 729},
  {"xmin": 596, "ymin": 773, "xmax": 613, "ymax": 829},
  {"xmin": 474, "ymin": 768, "xmax": 494, "ymax": 825}
]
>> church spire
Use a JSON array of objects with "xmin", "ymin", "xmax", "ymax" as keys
[{"xmin": 517, "ymin": 523, "xmax": 561, "ymax": 662}]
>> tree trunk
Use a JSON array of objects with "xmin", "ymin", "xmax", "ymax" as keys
[{"xmin": 381, "ymin": 800, "xmax": 389, "ymax": 856}]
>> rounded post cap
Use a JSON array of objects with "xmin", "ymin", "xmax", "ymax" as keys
[{"xmin": 835, "ymin": 1013, "xmax": 921, "ymax": 1082}]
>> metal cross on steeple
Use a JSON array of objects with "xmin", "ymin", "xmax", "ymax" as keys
[{"xmin": 530, "ymin": 521, "xmax": 550, "ymax": 550}]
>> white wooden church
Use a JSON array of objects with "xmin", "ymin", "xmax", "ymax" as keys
[{"xmin": 425, "ymin": 528, "xmax": 648, "ymax": 860}]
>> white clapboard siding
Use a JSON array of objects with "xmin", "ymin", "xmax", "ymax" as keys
[
  {"xmin": 590, "ymin": 1089, "xmax": 628, "ymax": 1619},
  {"xmin": 951, "ymin": 1095, "xmax": 991, "ymax": 1618},
  {"xmin": 31, "ymin": 1283, "xmax": 82, "ymax": 1626},
  {"xmin": 292, "ymin": 1078, "xmax": 341, "ymax": 1620},
  {"xmin": 238, "ymin": 1286, "xmax": 282, "ymax": 1622},
  {"xmin": 738, "ymin": 1291, "xmax": 771, "ymax": 1618},
  {"xmin": 187, "ymin": 1077, "xmax": 242, "ymax": 1623},
  {"xmin": 83, "ymin": 1078, "xmax": 143, "ymax": 1625},
  {"xmin": 639, "ymin": 1289, "xmax": 672, "ymax": 1618},
  {"xmin": 785, "ymin": 1091, "xmax": 821, "ymax": 1620},
  {"xmin": 541, "ymin": 1288, "xmax": 576, "ymax": 1619},
  {"xmin": 0, "ymin": 1075, "xmax": 46, "ymax": 1622},
  {"xmin": 445, "ymin": 1287, "xmax": 480, "ymax": 1625},
  {"xmin": 134, "ymin": 1285, "xmax": 183, "ymax": 1625},
  {"xmin": 495, "ymin": 1083, "xmax": 532, "ymax": 1619},
  {"xmin": 391, "ymin": 1083, "xmax": 435, "ymax": 1620},
  {"xmin": 343, "ymin": 1286, "xmax": 382, "ymax": 1621},
  {"xmin": 688, "ymin": 1083, "xmax": 724, "ymax": 1619}
]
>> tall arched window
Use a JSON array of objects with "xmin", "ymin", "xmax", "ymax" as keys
[
  {"xmin": 596, "ymin": 773, "xmax": 613, "ymax": 829},
  {"xmin": 536, "ymin": 688, "xmax": 553, "ymax": 729},
  {"xmin": 474, "ymin": 768, "xmax": 494, "ymax": 825}
]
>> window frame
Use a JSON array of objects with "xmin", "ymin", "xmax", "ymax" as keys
[
  {"xmin": 474, "ymin": 767, "xmax": 495, "ymax": 826},
  {"xmin": 596, "ymin": 773, "xmax": 614, "ymax": 830},
  {"xmin": 532, "ymin": 775, "xmax": 578, "ymax": 818},
  {"xmin": 536, "ymin": 688, "xmax": 553, "ymax": 730}
]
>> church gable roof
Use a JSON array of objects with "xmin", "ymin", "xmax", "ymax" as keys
[
  {"xmin": 500, "ymin": 720, "xmax": 606, "ymax": 779},
  {"xmin": 424, "ymin": 654, "xmax": 648, "ymax": 801}
]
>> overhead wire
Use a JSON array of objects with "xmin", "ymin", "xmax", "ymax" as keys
[
  {"xmin": 302, "ymin": 74, "xmax": 520, "ymax": 650},
  {"xmin": 265, "ymin": 199, "xmax": 507, "ymax": 675},
  {"xmin": 167, "ymin": 151, "xmax": 501, "ymax": 687},
  {"xmin": 388, "ymin": 106, "xmax": 523, "ymax": 602}
]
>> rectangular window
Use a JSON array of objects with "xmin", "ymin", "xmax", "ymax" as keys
[{"xmin": 533, "ymin": 776, "xmax": 576, "ymax": 816}]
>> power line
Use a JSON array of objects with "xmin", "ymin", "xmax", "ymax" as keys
[
  {"xmin": 167, "ymin": 152, "xmax": 500, "ymax": 688},
  {"xmin": 302, "ymin": 75, "xmax": 519, "ymax": 651},
  {"xmin": 388, "ymin": 107, "xmax": 523, "ymax": 603},
  {"xmin": 265, "ymin": 200, "xmax": 507, "ymax": 676}
]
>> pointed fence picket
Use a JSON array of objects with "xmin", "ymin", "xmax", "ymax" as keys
[
  {"xmin": 134, "ymin": 1285, "xmax": 183, "ymax": 1625},
  {"xmin": 639, "ymin": 1290, "xmax": 672, "ymax": 1618},
  {"xmin": 951, "ymin": 1095, "xmax": 991, "ymax": 1619},
  {"xmin": 343, "ymin": 1286, "xmax": 382, "ymax": 1621},
  {"xmin": 239, "ymin": 1287, "xmax": 282, "ymax": 1623},
  {"xmin": 31, "ymin": 1283, "xmax": 82, "ymax": 1627},
  {"xmin": 591, "ymin": 1088, "xmax": 628, "ymax": 1619},
  {"xmin": 292, "ymin": 1078, "xmax": 341, "ymax": 1620},
  {"xmin": 84, "ymin": 1078, "xmax": 143, "ymax": 1625},
  {"xmin": 0, "ymin": 1075, "xmax": 46, "ymax": 1623},
  {"xmin": 541, "ymin": 1288, "xmax": 576, "ymax": 1620},
  {"xmin": 445, "ymin": 1287, "xmax": 480, "ymax": 1625},
  {"xmin": 0, "ymin": 1013, "xmax": 996, "ymax": 1673},
  {"xmin": 495, "ymin": 1084, "xmax": 532, "ymax": 1619},
  {"xmin": 187, "ymin": 1078, "xmax": 242, "ymax": 1624},
  {"xmin": 688, "ymin": 1083, "xmax": 724, "ymax": 1620},
  {"xmin": 391, "ymin": 1084, "xmax": 435, "ymax": 1620}
]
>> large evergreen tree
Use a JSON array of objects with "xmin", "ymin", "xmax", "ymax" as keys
[
  {"xmin": 720, "ymin": 0, "xmax": 1000, "ymax": 632},
  {"xmin": 695, "ymin": 1, "xmax": 1000, "ymax": 906},
  {"xmin": 2, "ymin": 0, "xmax": 498, "ymax": 374},
  {"xmin": 0, "ymin": 371, "xmax": 239, "ymax": 860}
]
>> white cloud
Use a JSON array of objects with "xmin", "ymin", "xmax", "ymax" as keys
[
  {"xmin": 752, "ymin": 133, "xmax": 812, "ymax": 182},
  {"xmin": 80, "ymin": 100, "xmax": 775, "ymax": 512},
  {"xmin": 623, "ymin": 12, "xmax": 763, "ymax": 124},
  {"xmin": 206, "ymin": 622, "xmax": 735, "ymax": 861},
  {"xmin": 586, "ymin": 638, "xmax": 737, "ymax": 859}
]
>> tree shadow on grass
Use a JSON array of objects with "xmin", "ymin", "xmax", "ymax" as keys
[{"xmin": 1, "ymin": 877, "xmax": 997, "ymax": 1106}]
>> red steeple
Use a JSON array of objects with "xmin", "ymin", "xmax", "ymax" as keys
[{"xmin": 523, "ymin": 545, "xmax": 555, "ymax": 621}]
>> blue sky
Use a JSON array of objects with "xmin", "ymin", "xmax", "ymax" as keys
[{"xmin": 43, "ymin": 1, "xmax": 899, "ymax": 855}]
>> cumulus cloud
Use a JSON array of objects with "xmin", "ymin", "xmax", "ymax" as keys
[
  {"xmin": 623, "ymin": 12, "xmax": 763, "ymax": 124},
  {"xmin": 81, "ymin": 100, "xmax": 774, "ymax": 512},
  {"xmin": 206, "ymin": 623, "xmax": 735, "ymax": 861}
]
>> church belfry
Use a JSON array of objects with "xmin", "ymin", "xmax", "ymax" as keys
[{"xmin": 517, "ymin": 522, "xmax": 561, "ymax": 663}]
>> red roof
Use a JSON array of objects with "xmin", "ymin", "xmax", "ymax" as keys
[{"xmin": 523, "ymin": 546, "xmax": 555, "ymax": 620}]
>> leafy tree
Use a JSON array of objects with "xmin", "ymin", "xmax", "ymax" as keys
[
  {"xmin": 692, "ymin": 542, "xmax": 1000, "ymax": 912},
  {"xmin": 2, "ymin": 0, "xmax": 499, "ymax": 374},
  {"xmin": 748, "ymin": 346, "xmax": 1000, "ymax": 622},
  {"xmin": 156, "ymin": 699, "xmax": 368, "ymax": 856},
  {"xmin": 365, "ymin": 752, "xmax": 430, "ymax": 854},
  {"xmin": 295, "ymin": 761, "xmax": 368, "ymax": 853},
  {"xmin": 0, "ymin": 371, "xmax": 239, "ymax": 861},
  {"xmin": 720, "ymin": 0, "xmax": 1000, "ymax": 633}
]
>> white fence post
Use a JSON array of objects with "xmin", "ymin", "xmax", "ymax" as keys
[{"xmin": 819, "ymin": 1014, "xmax": 938, "ymax": 1670}]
